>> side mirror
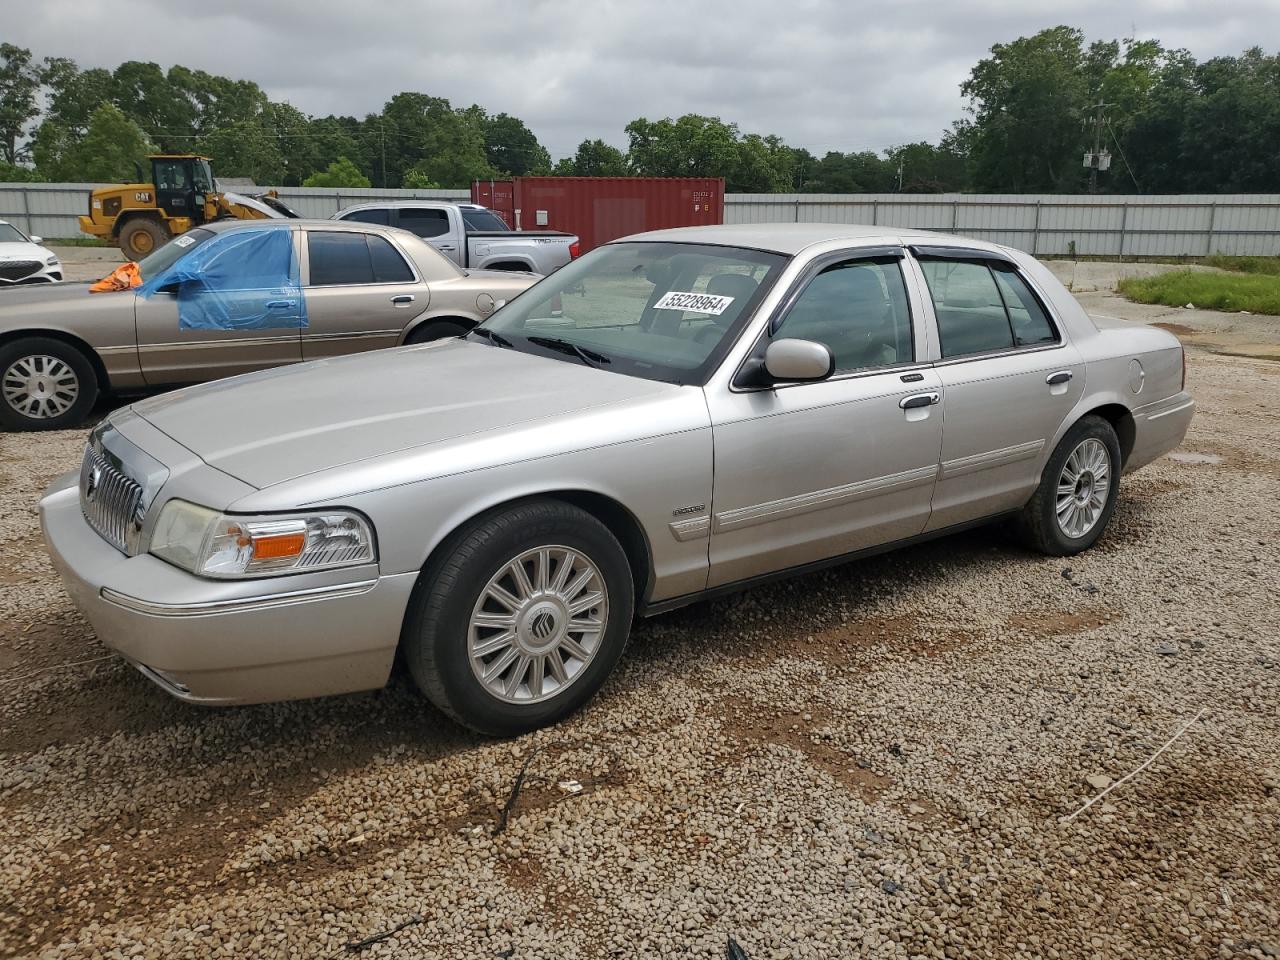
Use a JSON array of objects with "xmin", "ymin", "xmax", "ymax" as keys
[
  {"xmin": 762, "ymin": 338, "xmax": 835, "ymax": 384},
  {"xmin": 29, "ymin": 236, "xmax": 42, "ymax": 244}
]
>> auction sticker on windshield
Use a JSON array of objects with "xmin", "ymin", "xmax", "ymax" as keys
[{"xmin": 654, "ymin": 291, "xmax": 734, "ymax": 316}]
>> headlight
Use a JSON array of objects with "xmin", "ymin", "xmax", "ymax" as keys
[
  {"xmin": 46, "ymin": 256, "xmax": 59, "ymax": 266},
  {"xmin": 149, "ymin": 500, "xmax": 376, "ymax": 578}
]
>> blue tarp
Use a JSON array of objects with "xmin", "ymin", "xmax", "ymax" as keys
[{"xmin": 138, "ymin": 227, "xmax": 308, "ymax": 330}]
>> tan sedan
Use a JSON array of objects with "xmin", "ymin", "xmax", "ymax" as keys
[{"xmin": 0, "ymin": 220, "xmax": 540, "ymax": 430}]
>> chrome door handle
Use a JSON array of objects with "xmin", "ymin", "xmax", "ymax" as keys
[
  {"xmin": 1046, "ymin": 370, "xmax": 1073, "ymax": 385},
  {"xmin": 391, "ymin": 294, "xmax": 415, "ymax": 304},
  {"xmin": 265, "ymin": 299, "xmax": 295, "ymax": 309},
  {"xmin": 899, "ymin": 392, "xmax": 940, "ymax": 409}
]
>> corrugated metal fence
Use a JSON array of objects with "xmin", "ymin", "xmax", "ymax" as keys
[{"xmin": 4, "ymin": 182, "xmax": 1278, "ymax": 258}]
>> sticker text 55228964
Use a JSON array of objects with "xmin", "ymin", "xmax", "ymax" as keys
[{"xmin": 653, "ymin": 291, "xmax": 734, "ymax": 316}]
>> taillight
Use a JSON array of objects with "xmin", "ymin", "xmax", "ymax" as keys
[
  {"xmin": 1181, "ymin": 345, "xmax": 1186, "ymax": 391},
  {"xmin": 568, "ymin": 242, "xmax": 581, "ymax": 259}
]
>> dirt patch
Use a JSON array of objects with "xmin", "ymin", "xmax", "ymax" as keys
[
  {"xmin": 1007, "ymin": 608, "xmax": 1113, "ymax": 636},
  {"xmin": 717, "ymin": 701, "xmax": 891, "ymax": 801},
  {"xmin": 1153, "ymin": 322, "xmax": 1197, "ymax": 337}
]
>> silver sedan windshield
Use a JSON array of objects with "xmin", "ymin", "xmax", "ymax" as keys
[{"xmin": 474, "ymin": 241, "xmax": 786, "ymax": 384}]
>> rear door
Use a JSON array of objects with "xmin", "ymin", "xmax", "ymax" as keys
[
  {"xmin": 393, "ymin": 206, "xmax": 462, "ymax": 265},
  {"xmin": 300, "ymin": 228, "xmax": 424, "ymax": 360},
  {"xmin": 910, "ymin": 249, "xmax": 1085, "ymax": 531}
]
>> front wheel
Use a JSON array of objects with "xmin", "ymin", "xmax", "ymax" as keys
[
  {"xmin": 1016, "ymin": 415, "xmax": 1122, "ymax": 555},
  {"xmin": 403, "ymin": 500, "xmax": 634, "ymax": 736},
  {"xmin": 0, "ymin": 337, "xmax": 99, "ymax": 431}
]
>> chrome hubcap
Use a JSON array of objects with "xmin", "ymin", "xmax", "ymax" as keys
[
  {"xmin": 1056, "ymin": 438, "xmax": 1111, "ymax": 538},
  {"xmin": 468, "ymin": 545, "xmax": 609, "ymax": 704},
  {"xmin": 2, "ymin": 355, "xmax": 79, "ymax": 420}
]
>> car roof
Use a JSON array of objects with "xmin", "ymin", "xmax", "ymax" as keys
[
  {"xmin": 612, "ymin": 222, "xmax": 1003, "ymax": 257},
  {"xmin": 203, "ymin": 218, "xmax": 392, "ymax": 233},
  {"xmin": 337, "ymin": 200, "xmax": 486, "ymax": 211}
]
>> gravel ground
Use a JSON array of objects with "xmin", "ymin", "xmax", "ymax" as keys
[{"xmin": 2, "ymin": 279, "xmax": 1279, "ymax": 959}]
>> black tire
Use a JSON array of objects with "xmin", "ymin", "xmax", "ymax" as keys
[
  {"xmin": 1016, "ymin": 415, "xmax": 1122, "ymax": 556},
  {"xmin": 118, "ymin": 218, "xmax": 170, "ymax": 260},
  {"xmin": 405, "ymin": 319, "xmax": 471, "ymax": 345},
  {"xmin": 403, "ymin": 499, "xmax": 635, "ymax": 736},
  {"xmin": 0, "ymin": 337, "xmax": 99, "ymax": 431}
]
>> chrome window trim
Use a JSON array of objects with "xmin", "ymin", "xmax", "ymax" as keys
[
  {"xmin": 101, "ymin": 578, "xmax": 378, "ymax": 618},
  {"xmin": 909, "ymin": 249, "xmax": 1067, "ymax": 360},
  {"xmin": 931, "ymin": 341, "xmax": 1069, "ymax": 367},
  {"xmin": 728, "ymin": 245, "xmax": 925, "ymax": 392},
  {"xmin": 299, "ymin": 228, "xmax": 422, "ymax": 288}
]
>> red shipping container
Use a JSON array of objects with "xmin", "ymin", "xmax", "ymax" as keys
[{"xmin": 471, "ymin": 176, "xmax": 724, "ymax": 254}]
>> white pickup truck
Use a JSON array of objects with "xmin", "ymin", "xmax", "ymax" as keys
[{"xmin": 333, "ymin": 201, "xmax": 578, "ymax": 275}]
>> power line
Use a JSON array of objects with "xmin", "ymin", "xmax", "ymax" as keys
[{"xmin": 1105, "ymin": 116, "xmax": 1142, "ymax": 193}]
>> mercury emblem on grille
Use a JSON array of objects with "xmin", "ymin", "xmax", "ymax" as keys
[{"xmin": 84, "ymin": 464, "xmax": 102, "ymax": 502}]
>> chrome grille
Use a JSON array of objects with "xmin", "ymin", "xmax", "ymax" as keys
[{"xmin": 80, "ymin": 445, "xmax": 144, "ymax": 554}]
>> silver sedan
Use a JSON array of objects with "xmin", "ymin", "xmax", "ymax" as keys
[
  {"xmin": 40, "ymin": 224, "xmax": 1193, "ymax": 735},
  {"xmin": 0, "ymin": 219, "xmax": 537, "ymax": 430}
]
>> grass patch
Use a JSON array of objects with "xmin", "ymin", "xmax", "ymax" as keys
[
  {"xmin": 1118, "ymin": 270, "xmax": 1280, "ymax": 315},
  {"xmin": 1202, "ymin": 255, "xmax": 1280, "ymax": 275},
  {"xmin": 44, "ymin": 236, "xmax": 112, "ymax": 247}
]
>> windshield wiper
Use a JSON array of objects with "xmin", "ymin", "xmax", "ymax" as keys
[
  {"xmin": 468, "ymin": 327, "xmax": 514, "ymax": 348},
  {"xmin": 526, "ymin": 336, "xmax": 613, "ymax": 368}
]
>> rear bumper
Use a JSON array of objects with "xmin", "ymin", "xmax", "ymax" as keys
[
  {"xmin": 1127, "ymin": 391, "xmax": 1195, "ymax": 473},
  {"xmin": 39, "ymin": 471, "xmax": 416, "ymax": 705}
]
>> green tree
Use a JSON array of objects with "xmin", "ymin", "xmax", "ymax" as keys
[
  {"xmin": 302, "ymin": 156, "xmax": 371, "ymax": 188},
  {"xmin": 961, "ymin": 26, "xmax": 1090, "ymax": 191},
  {"xmin": 36, "ymin": 102, "xmax": 153, "ymax": 182},
  {"xmin": 560, "ymin": 138, "xmax": 629, "ymax": 176},
  {"xmin": 801, "ymin": 151, "xmax": 895, "ymax": 193},
  {"xmin": 885, "ymin": 141, "xmax": 970, "ymax": 192},
  {"xmin": 0, "ymin": 44, "xmax": 41, "ymax": 164},
  {"xmin": 199, "ymin": 118, "xmax": 285, "ymax": 184},
  {"xmin": 378, "ymin": 92, "xmax": 494, "ymax": 187},
  {"xmin": 401, "ymin": 168, "xmax": 441, "ymax": 189},
  {"xmin": 625, "ymin": 114, "xmax": 740, "ymax": 178},
  {"xmin": 478, "ymin": 110, "xmax": 551, "ymax": 175}
]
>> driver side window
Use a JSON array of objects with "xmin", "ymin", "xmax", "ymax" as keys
[{"xmin": 773, "ymin": 258, "xmax": 914, "ymax": 373}]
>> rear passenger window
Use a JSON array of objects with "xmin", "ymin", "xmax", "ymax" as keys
[
  {"xmin": 919, "ymin": 259, "xmax": 1021, "ymax": 359},
  {"xmin": 341, "ymin": 208, "xmax": 390, "ymax": 226},
  {"xmin": 774, "ymin": 258, "xmax": 914, "ymax": 372},
  {"xmin": 309, "ymin": 232, "xmax": 414, "ymax": 285},
  {"xmin": 308, "ymin": 232, "xmax": 373, "ymax": 285},
  {"xmin": 368, "ymin": 234, "xmax": 413, "ymax": 282},
  {"xmin": 398, "ymin": 208, "xmax": 451, "ymax": 238},
  {"xmin": 991, "ymin": 265, "xmax": 1058, "ymax": 346}
]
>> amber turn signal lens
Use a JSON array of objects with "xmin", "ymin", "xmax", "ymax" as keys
[{"xmin": 251, "ymin": 531, "xmax": 307, "ymax": 560}]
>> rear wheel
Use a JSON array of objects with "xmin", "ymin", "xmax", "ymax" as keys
[
  {"xmin": 403, "ymin": 499, "xmax": 634, "ymax": 736},
  {"xmin": 1016, "ymin": 416, "xmax": 1121, "ymax": 555},
  {"xmin": 405, "ymin": 319, "xmax": 471, "ymax": 345},
  {"xmin": 118, "ymin": 218, "xmax": 170, "ymax": 260},
  {"xmin": 0, "ymin": 337, "xmax": 99, "ymax": 431}
]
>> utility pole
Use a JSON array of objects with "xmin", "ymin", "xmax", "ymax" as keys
[
  {"xmin": 380, "ymin": 119, "xmax": 387, "ymax": 189},
  {"xmin": 1084, "ymin": 102, "xmax": 1111, "ymax": 194}
]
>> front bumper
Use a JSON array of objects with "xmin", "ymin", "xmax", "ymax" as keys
[{"xmin": 39, "ymin": 471, "xmax": 417, "ymax": 705}]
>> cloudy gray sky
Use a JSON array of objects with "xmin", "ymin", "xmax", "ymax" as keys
[{"xmin": 10, "ymin": 0, "xmax": 1279, "ymax": 159}]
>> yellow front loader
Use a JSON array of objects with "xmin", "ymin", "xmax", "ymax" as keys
[{"xmin": 78, "ymin": 154, "xmax": 299, "ymax": 260}]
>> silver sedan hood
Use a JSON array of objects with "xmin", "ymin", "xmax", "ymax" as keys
[{"xmin": 131, "ymin": 339, "xmax": 676, "ymax": 488}]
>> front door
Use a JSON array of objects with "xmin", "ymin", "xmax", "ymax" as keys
[
  {"xmin": 912, "ymin": 254, "xmax": 1086, "ymax": 530},
  {"xmin": 152, "ymin": 158, "xmax": 197, "ymax": 222},
  {"xmin": 133, "ymin": 228, "xmax": 304, "ymax": 385},
  {"xmin": 706, "ymin": 251, "xmax": 944, "ymax": 587},
  {"xmin": 300, "ymin": 229, "xmax": 424, "ymax": 360}
]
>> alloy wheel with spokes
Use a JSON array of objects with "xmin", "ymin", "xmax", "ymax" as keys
[
  {"xmin": 468, "ymin": 545, "xmax": 609, "ymax": 704},
  {"xmin": 1055, "ymin": 437, "xmax": 1111, "ymax": 538},
  {"xmin": 2, "ymin": 354, "xmax": 81, "ymax": 421},
  {"xmin": 404, "ymin": 498, "xmax": 634, "ymax": 736}
]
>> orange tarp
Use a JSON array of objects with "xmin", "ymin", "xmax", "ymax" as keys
[{"xmin": 89, "ymin": 261, "xmax": 142, "ymax": 293}]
